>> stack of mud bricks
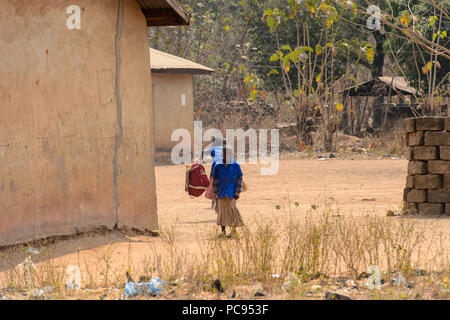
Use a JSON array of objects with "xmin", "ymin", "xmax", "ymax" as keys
[{"xmin": 403, "ymin": 117, "xmax": 450, "ymax": 216}]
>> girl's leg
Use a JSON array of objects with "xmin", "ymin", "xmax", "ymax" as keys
[
  {"xmin": 227, "ymin": 227, "xmax": 238, "ymax": 239},
  {"xmin": 216, "ymin": 226, "xmax": 226, "ymax": 239}
]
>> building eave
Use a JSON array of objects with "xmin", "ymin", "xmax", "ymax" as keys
[
  {"xmin": 136, "ymin": 0, "xmax": 191, "ymax": 26},
  {"xmin": 151, "ymin": 68, "xmax": 215, "ymax": 75},
  {"xmin": 150, "ymin": 48, "xmax": 215, "ymax": 75}
]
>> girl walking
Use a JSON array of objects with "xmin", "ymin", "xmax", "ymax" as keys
[{"xmin": 211, "ymin": 146, "xmax": 244, "ymax": 238}]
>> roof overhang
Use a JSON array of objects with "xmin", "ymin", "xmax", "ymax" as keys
[
  {"xmin": 152, "ymin": 68, "xmax": 214, "ymax": 75},
  {"xmin": 136, "ymin": 0, "xmax": 191, "ymax": 26},
  {"xmin": 338, "ymin": 77, "xmax": 417, "ymax": 97},
  {"xmin": 150, "ymin": 48, "xmax": 215, "ymax": 75}
]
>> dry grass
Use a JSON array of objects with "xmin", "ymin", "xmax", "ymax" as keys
[
  {"xmin": 363, "ymin": 128, "xmax": 406, "ymax": 158},
  {"xmin": 1, "ymin": 201, "xmax": 449, "ymax": 300}
]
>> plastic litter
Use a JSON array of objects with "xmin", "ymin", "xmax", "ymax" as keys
[
  {"xmin": 27, "ymin": 247, "xmax": 40, "ymax": 255},
  {"xmin": 30, "ymin": 286, "xmax": 53, "ymax": 297},
  {"xmin": 282, "ymin": 272, "xmax": 300, "ymax": 292},
  {"xmin": 124, "ymin": 277, "xmax": 166, "ymax": 297},
  {"xmin": 414, "ymin": 269, "xmax": 428, "ymax": 277},
  {"xmin": 17, "ymin": 256, "xmax": 36, "ymax": 271},
  {"xmin": 365, "ymin": 265, "xmax": 382, "ymax": 290},
  {"xmin": 392, "ymin": 274, "xmax": 407, "ymax": 287},
  {"xmin": 346, "ymin": 279, "xmax": 357, "ymax": 289},
  {"xmin": 65, "ymin": 265, "xmax": 82, "ymax": 290}
]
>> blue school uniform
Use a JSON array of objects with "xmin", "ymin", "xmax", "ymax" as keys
[{"xmin": 211, "ymin": 161, "xmax": 243, "ymax": 199}]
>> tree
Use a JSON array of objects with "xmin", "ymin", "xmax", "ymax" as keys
[
  {"xmin": 149, "ymin": 0, "xmax": 258, "ymax": 106},
  {"xmin": 257, "ymin": 0, "xmax": 381, "ymax": 150},
  {"xmin": 382, "ymin": 0, "xmax": 449, "ymax": 112}
]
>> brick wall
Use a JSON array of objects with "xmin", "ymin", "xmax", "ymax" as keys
[{"xmin": 403, "ymin": 117, "xmax": 450, "ymax": 216}]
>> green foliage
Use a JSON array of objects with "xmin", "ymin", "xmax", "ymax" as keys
[
  {"xmin": 151, "ymin": 0, "xmax": 448, "ymax": 121},
  {"xmin": 150, "ymin": 0, "xmax": 266, "ymax": 104},
  {"xmin": 384, "ymin": 0, "xmax": 449, "ymax": 94}
]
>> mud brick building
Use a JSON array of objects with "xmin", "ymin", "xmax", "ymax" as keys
[
  {"xmin": 403, "ymin": 117, "xmax": 450, "ymax": 215},
  {"xmin": 150, "ymin": 48, "xmax": 214, "ymax": 156},
  {"xmin": 0, "ymin": 0, "xmax": 190, "ymax": 245}
]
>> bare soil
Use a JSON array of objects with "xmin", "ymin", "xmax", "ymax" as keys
[{"xmin": 1, "ymin": 158, "xmax": 449, "ymax": 300}]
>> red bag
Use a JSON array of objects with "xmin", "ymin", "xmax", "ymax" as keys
[{"xmin": 185, "ymin": 163, "xmax": 210, "ymax": 197}]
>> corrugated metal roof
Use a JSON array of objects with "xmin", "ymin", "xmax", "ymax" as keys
[
  {"xmin": 136, "ymin": 0, "xmax": 176, "ymax": 9},
  {"xmin": 150, "ymin": 48, "xmax": 215, "ymax": 75},
  {"xmin": 136, "ymin": 0, "xmax": 191, "ymax": 26},
  {"xmin": 378, "ymin": 76, "xmax": 417, "ymax": 95},
  {"xmin": 338, "ymin": 76, "xmax": 417, "ymax": 96}
]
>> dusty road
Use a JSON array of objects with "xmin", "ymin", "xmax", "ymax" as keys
[
  {"xmin": 2, "ymin": 159, "xmax": 449, "ymax": 290},
  {"xmin": 156, "ymin": 159, "xmax": 408, "ymax": 241}
]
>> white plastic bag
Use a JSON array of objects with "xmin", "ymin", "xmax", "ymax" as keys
[{"xmin": 65, "ymin": 265, "xmax": 82, "ymax": 290}]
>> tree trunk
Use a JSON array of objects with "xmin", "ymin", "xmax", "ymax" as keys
[{"xmin": 371, "ymin": 31, "xmax": 386, "ymax": 78}]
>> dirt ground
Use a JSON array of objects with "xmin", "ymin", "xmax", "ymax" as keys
[
  {"xmin": 160, "ymin": 158, "xmax": 406, "ymax": 223},
  {"xmin": 156, "ymin": 157, "xmax": 449, "ymax": 260},
  {"xmin": 6, "ymin": 159, "xmax": 413, "ymax": 259},
  {"xmin": 1, "ymin": 158, "xmax": 449, "ymax": 300}
]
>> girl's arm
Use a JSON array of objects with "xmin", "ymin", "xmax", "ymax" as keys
[
  {"xmin": 234, "ymin": 175, "xmax": 243, "ymax": 199},
  {"xmin": 213, "ymin": 176, "xmax": 220, "ymax": 196}
]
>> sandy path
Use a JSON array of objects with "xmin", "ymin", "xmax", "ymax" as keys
[
  {"xmin": 2, "ymin": 159, "xmax": 449, "ymax": 279},
  {"xmin": 156, "ymin": 159, "xmax": 408, "ymax": 241}
]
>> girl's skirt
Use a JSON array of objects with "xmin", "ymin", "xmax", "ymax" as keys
[{"xmin": 216, "ymin": 197, "xmax": 244, "ymax": 227}]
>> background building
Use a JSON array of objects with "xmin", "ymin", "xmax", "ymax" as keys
[{"xmin": 150, "ymin": 48, "xmax": 214, "ymax": 161}]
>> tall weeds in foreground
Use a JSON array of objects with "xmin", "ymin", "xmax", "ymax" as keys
[
  {"xmin": 0, "ymin": 203, "xmax": 449, "ymax": 298},
  {"xmin": 0, "ymin": 244, "xmax": 67, "ymax": 295},
  {"xmin": 204, "ymin": 204, "xmax": 449, "ymax": 287}
]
